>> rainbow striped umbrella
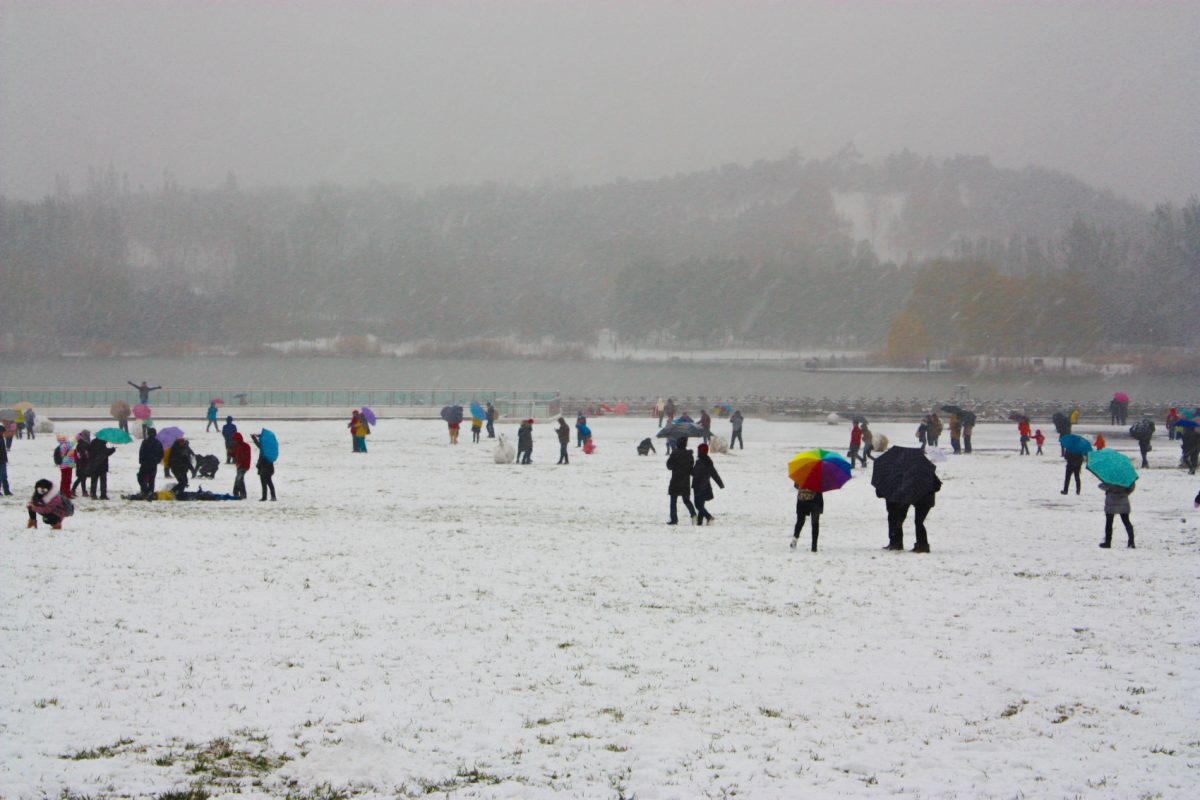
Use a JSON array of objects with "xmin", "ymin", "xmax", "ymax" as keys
[{"xmin": 787, "ymin": 449, "xmax": 853, "ymax": 493}]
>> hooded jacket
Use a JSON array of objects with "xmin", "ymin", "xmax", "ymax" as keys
[
  {"xmin": 232, "ymin": 433, "xmax": 252, "ymax": 471},
  {"xmin": 666, "ymin": 446, "xmax": 694, "ymax": 495},
  {"xmin": 139, "ymin": 435, "xmax": 164, "ymax": 468},
  {"xmin": 691, "ymin": 450, "xmax": 724, "ymax": 502}
]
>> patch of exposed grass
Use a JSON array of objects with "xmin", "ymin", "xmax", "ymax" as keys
[
  {"xmin": 418, "ymin": 766, "xmax": 503, "ymax": 794},
  {"xmin": 34, "ymin": 697, "xmax": 59, "ymax": 709},
  {"xmin": 186, "ymin": 737, "xmax": 290, "ymax": 781},
  {"xmin": 599, "ymin": 707, "xmax": 625, "ymax": 722},
  {"xmin": 61, "ymin": 738, "xmax": 135, "ymax": 760}
]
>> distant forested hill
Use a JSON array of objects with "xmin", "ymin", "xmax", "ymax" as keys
[{"xmin": 1, "ymin": 151, "xmax": 1194, "ymax": 354}]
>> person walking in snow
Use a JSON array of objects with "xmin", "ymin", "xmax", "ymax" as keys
[
  {"xmin": 486, "ymin": 402, "xmax": 497, "ymax": 439},
  {"xmin": 1018, "ymin": 418, "xmax": 1032, "ymax": 455},
  {"xmin": 250, "ymin": 433, "xmax": 276, "ymax": 501},
  {"xmin": 666, "ymin": 438, "xmax": 697, "ymax": 525},
  {"xmin": 556, "ymin": 417, "xmax": 570, "ymax": 465},
  {"xmin": 516, "ymin": 419, "xmax": 534, "ymax": 464},
  {"xmin": 1033, "ymin": 429, "xmax": 1045, "ymax": 456},
  {"xmin": 1131, "ymin": 419, "xmax": 1155, "ymax": 469},
  {"xmin": 137, "ymin": 428, "xmax": 164, "ymax": 499},
  {"xmin": 1061, "ymin": 450, "xmax": 1084, "ymax": 495},
  {"xmin": 470, "ymin": 415, "xmax": 483, "ymax": 444},
  {"xmin": 1098, "ymin": 481, "xmax": 1135, "ymax": 549},
  {"xmin": 70, "ymin": 431, "xmax": 92, "ymax": 497},
  {"xmin": 24, "ymin": 407, "xmax": 36, "ymax": 439},
  {"xmin": 847, "ymin": 421, "xmax": 865, "ymax": 468},
  {"xmin": 222, "ymin": 416, "xmax": 239, "ymax": 463},
  {"xmin": 730, "ymin": 410, "xmax": 744, "ymax": 450},
  {"xmin": 231, "ymin": 432, "xmax": 251, "ymax": 498},
  {"xmin": 1166, "ymin": 407, "xmax": 1179, "ymax": 441},
  {"xmin": 27, "ymin": 478, "xmax": 72, "ymax": 530},
  {"xmin": 691, "ymin": 443, "xmax": 724, "ymax": 525},
  {"xmin": 861, "ymin": 422, "xmax": 876, "ymax": 463},
  {"xmin": 0, "ymin": 427, "xmax": 11, "ymax": 495},
  {"xmin": 663, "ymin": 398, "xmax": 676, "ymax": 426},
  {"xmin": 1180, "ymin": 426, "xmax": 1199, "ymax": 475},
  {"xmin": 949, "ymin": 412, "xmax": 962, "ymax": 454},
  {"xmin": 927, "ymin": 413, "xmax": 943, "ymax": 448},
  {"xmin": 962, "ymin": 416, "xmax": 975, "ymax": 454},
  {"xmin": 206, "ymin": 401, "xmax": 219, "ymax": 432},
  {"xmin": 127, "ymin": 380, "xmax": 161, "ymax": 404},
  {"xmin": 791, "ymin": 486, "xmax": 824, "ymax": 552}
]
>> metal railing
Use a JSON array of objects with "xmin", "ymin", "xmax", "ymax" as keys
[{"xmin": 0, "ymin": 387, "xmax": 562, "ymax": 419}]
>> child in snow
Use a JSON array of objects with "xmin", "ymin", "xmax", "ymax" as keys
[
  {"xmin": 52, "ymin": 434, "xmax": 76, "ymax": 498},
  {"xmin": 1033, "ymin": 429, "xmax": 1045, "ymax": 455},
  {"xmin": 1093, "ymin": 433, "xmax": 1107, "ymax": 451},
  {"xmin": 636, "ymin": 438, "xmax": 657, "ymax": 456},
  {"xmin": 27, "ymin": 478, "xmax": 73, "ymax": 529},
  {"xmin": 206, "ymin": 401, "xmax": 219, "ymax": 432},
  {"xmin": 1097, "ymin": 481, "xmax": 1135, "ymax": 549},
  {"xmin": 447, "ymin": 419, "xmax": 460, "ymax": 445},
  {"xmin": 471, "ymin": 416, "xmax": 483, "ymax": 444},
  {"xmin": 691, "ymin": 443, "xmax": 724, "ymax": 525},
  {"xmin": 791, "ymin": 486, "xmax": 824, "ymax": 552}
]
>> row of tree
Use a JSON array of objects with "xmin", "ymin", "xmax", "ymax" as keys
[{"xmin": 0, "ymin": 153, "xmax": 1196, "ymax": 354}]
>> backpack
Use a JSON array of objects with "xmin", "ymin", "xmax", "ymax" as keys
[{"xmin": 59, "ymin": 496, "xmax": 76, "ymax": 518}]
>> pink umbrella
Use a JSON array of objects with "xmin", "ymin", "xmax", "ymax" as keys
[
  {"xmin": 1113, "ymin": 392, "xmax": 1130, "ymax": 403},
  {"xmin": 133, "ymin": 403, "xmax": 152, "ymax": 420},
  {"xmin": 211, "ymin": 398, "xmax": 225, "ymax": 405}
]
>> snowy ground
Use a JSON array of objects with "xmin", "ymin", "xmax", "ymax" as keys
[{"xmin": 2, "ymin": 417, "xmax": 1198, "ymax": 799}]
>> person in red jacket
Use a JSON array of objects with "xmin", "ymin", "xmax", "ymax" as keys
[
  {"xmin": 847, "ymin": 422, "xmax": 864, "ymax": 468},
  {"xmin": 1018, "ymin": 419, "xmax": 1032, "ymax": 455},
  {"xmin": 1033, "ymin": 429, "xmax": 1045, "ymax": 455},
  {"xmin": 1093, "ymin": 432, "xmax": 1106, "ymax": 451},
  {"xmin": 231, "ymin": 432, "xmax": 251, "ymax": 498}
]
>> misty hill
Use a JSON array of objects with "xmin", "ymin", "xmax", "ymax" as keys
[{"xmin": 1, "ymin": 151, "xmax": 1193, "ymax": 354}]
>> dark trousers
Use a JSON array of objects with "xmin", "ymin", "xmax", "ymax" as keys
[
  {"xmin": 863, "ymin": 444, "xmax": 875, "ymax": 462},
  {"xmin": 951, "ymin": 436, "xmax": 961, "ymax": 454},
  {"xmin": 137, "ymin": 467, "xmax": 157, "ymax": 497},
  {"xmin": 885, "ymin": 502, "xmax": 908, "ymax": 549},
  {"xmin": 576, "ymin": 430, "xmax": 583, "ymax": 447},
  {"xmin": 26, "ymin": 422, "xmax": 35, "ymax": 439},
  {"xmin": 1020, "ymin": 436, "xmax": 1030, "ymax": 455},
  {"xmin": 1063, "ymin": 463, "xmax": 1082, "ymax": 494},
  {"xmin": 0, "ymin": 462, "xmax": 10, "ymax": 494},
  {"xmin": 206, "ymin": 419, "xmax": 218, "ymax": 431},
  {"xmin": 233, "ymin": 468, "xmax": 247, "ymax": 498},
  {"xmin": 119, "ymin": 419, "xmax": 129, "ymax": 433},
  {"xmin": 472, "ymin": 427, "xmax": 481, "ymax": 443},
  {"xmin": 88, "ymin": 472, "xmax": 108, "ymax": 498},
  {"xmin": 794, "ymin": 510, "xmax": 820, "ymax": 551},
  {"xmin": 695, "ymin": 497, "xmax": 713, "ymax": 523},
  {"xmin": 72, "ymin": 468, "xmax": 89, "ymax": 496},
  {"xmin": 669, "ymin": 493, "xmax": 695, "ymax": 523},
  {"xmin": 1104, "ymin": 513, "xmax": 1134, "ymax": 544},
  {"xmin": 486, "ymin": 420, "xmax": 495, "ymax": 438},
  {"xmin": 558, "ymin": 442, "xmax": 569, "ymax": 464},
  {"xmin": 912, "ymin": 494, "xmax": 934, "ymax": 549},
  {"xmin": 847, "ymin": 445, "xmax": 864, "ymax": 467},
  {"xmin": 963, "ymin": 434, "xmax": 972, "ymax": 453},
  {"xmin": 1138, "ymin": 441, "xmax": 1150, "ymax": 468},
  {"xmin": 260, "ymin": 474, "xmax": 276, "ymax": 500},
  {"xmin": 731, "ymin": 429, "xmax": 743, "ymax": 449},
  {"xmin": 171, "ymin": 467, "xmax": 189, "ymax": 494}
]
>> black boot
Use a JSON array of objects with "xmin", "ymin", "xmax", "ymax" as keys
[
  {"xmin": 1127, "ymin": 529, "xmax": 1135, "ymax": 549},
  {"xmin": 1099, "ymin": 536, "xmax": 1112, "ymax": 549}
]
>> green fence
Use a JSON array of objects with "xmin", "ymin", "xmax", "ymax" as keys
[{"xmin": 0, "ymin": 388, "xmax": 561, "ymax": 418}]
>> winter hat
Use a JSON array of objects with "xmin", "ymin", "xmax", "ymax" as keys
[
  {"xmin": 698, "ymin": 443, "xmax": 709, "ymax": 455},
  {"xmin": 35, "ymin": 478, "xmax": 53, "ymax": 491},
  {"xmin": 527, "ymin": 419, "xmax": 534, "ymax": 425}
]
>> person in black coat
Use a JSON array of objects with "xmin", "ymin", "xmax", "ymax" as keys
[
  {"xmin": 250, "ymin": 433, "xmax": 276, "ymax": 501},
  {"xmin": 221, "ymin": 416, "xmax": 238, "ymax": 464},
  {"xmin": 1061, "ymin": 450, "xmax": 1085, "ymax": 495},
  {"xmin": 666, "ymin": 438, "xmax": 696, "ymax": 525},
  {"xmin": 0, "ymin": 427, "xmax": 10, "ymax": 495},
  {"xmin": 555, "ymin": 417, "xmax": 570, "ymax": 465},
  {"xmin": 1180, "ymin": 427, "xmax": 1199, "ymax": 475},
  {"xmin": 517, "ymin": 419, "xmax": 534, "ymax": 464},
  {"xmin": 168, "ymin": 438, "xmax": 194, "ymax": 495},
  {"xmin": 691, "ymin": 443, "xmax": 724, "ymax": 525},
  {"xmin": 791, "ymin": 488, "xmax": 824, "ymax": 552},
  {"xmin": 86, "ymin": 436, "xmax": 116, "ymax": 499},
  {"xmin": 138, "ymin": 429, "xmax": 164, "ymax": 498},
  {"xmin": 636, "ymin": 438, "xmax": 657, "ymax": 456},
  {"xmin": 486, "ymin": 402, "xmax": 497, "ymax": 439}
]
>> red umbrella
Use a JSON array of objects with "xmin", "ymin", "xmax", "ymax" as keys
[{"xmin": 1113, "ymin": 392, "xmax": 1129, "ymax": 403}]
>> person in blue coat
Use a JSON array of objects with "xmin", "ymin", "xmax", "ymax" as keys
[
  {"xmin": 206, "ymin": 401, "xmax": 219, "ymax": 432},
  {"xmin": 221, "ymin": 416, "xmax": 238, "ymax": 464}
]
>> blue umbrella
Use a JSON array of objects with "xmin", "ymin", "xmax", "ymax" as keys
[
  {"xmin": 470, "ymin": 402, "xmax": 487, "ymax": 421},
  {"xmin": 1059, "ymin": 434, "xmax": 1093, "ymax": 455},
  {"xmin": 1175, "ymin": 419, "xmax": 1199, "ymax": 429},
  {"xmin": 657, "ymin": 420, "xmax": 707, "ymax": 439},
  {"xmin": 257, "ymin": 429, "xmax": 279, "ymax": 463},
  {"xmin": 1087, "ymin": 449, "xmax": 1138, "ymax": 489}
]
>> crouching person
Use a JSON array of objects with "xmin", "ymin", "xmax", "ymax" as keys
[{"xmin": 28, "ymin": 479, "xmax": 74, "ymax": 529}]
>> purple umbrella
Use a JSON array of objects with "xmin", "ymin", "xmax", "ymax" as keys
[
  {"xmin": 360, "ymin": 407, "xmax": 377, "ymax": 426},
  {"xmin": 156, "ymin": 426, "xmax": 185, "ymax": 447}
]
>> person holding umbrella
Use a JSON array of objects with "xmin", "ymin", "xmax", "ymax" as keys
[
  {"xmin": 250, "ymin": 432, "xmax": 277, "ymax": 501},
  {"xmin": 86, "ymin": 432, "xmax": 117, "ymax": 499},
  {"xmin": 871, "ymin": 446, "xmax": 941, "ymax": 552},
  {"xmin": 666, "ymin": 438, "xmax": 697, "ymax": 525},
  {"xmin": 1088, "ymin": 450, "xmax": 1138, "ymax": 549},
  {"xmin": 787, "ymin": 449, "xmax": 852, "ymax": 552},
  {"xmin": 1059, "ymin": 434, "xmax": 1091, "ymax": 495}
]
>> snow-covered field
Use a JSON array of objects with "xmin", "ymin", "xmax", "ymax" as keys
[{"xmin": 2, "ymin": 417, "xmax": 1198, "ymax": 799}]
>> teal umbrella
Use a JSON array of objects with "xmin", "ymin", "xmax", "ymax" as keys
[
  {"xmin": 1060, "ymin": 434, "xmax": 1092, "ymax": 455},
  {"xmin": 1087, "ymin": 449, "xmax": 1138, "ymax": 489},
  {"xmin": 95, "ymin": 427, "xmax": 134, "ymax": 444}
]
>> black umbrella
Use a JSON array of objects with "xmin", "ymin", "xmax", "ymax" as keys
[
  {"xmin": 440, "ymin": 405, "xmax": 464, "ymax": 424},
  {"xmin": 1129, "ymin": 419, "xmax": 1155, "ymax": 440},
  {"xmin": 941, "ymin": 404, "xmax": 963, "ymax": 415},
  {"xmin": 959, "ymin": 410, "xmax": 977, "ymax": 426},
  {"xmin": 656, "ymin": 420, "xmax": 707, "ymax": 439},
  {"xmin": 871, "ymin": 447, "xmax": 942, "ymax": 505}
]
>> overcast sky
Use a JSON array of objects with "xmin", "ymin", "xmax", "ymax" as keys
[{"xmin": 1, "ymin": 1, "xmax": 1197, "ymax": 206}]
